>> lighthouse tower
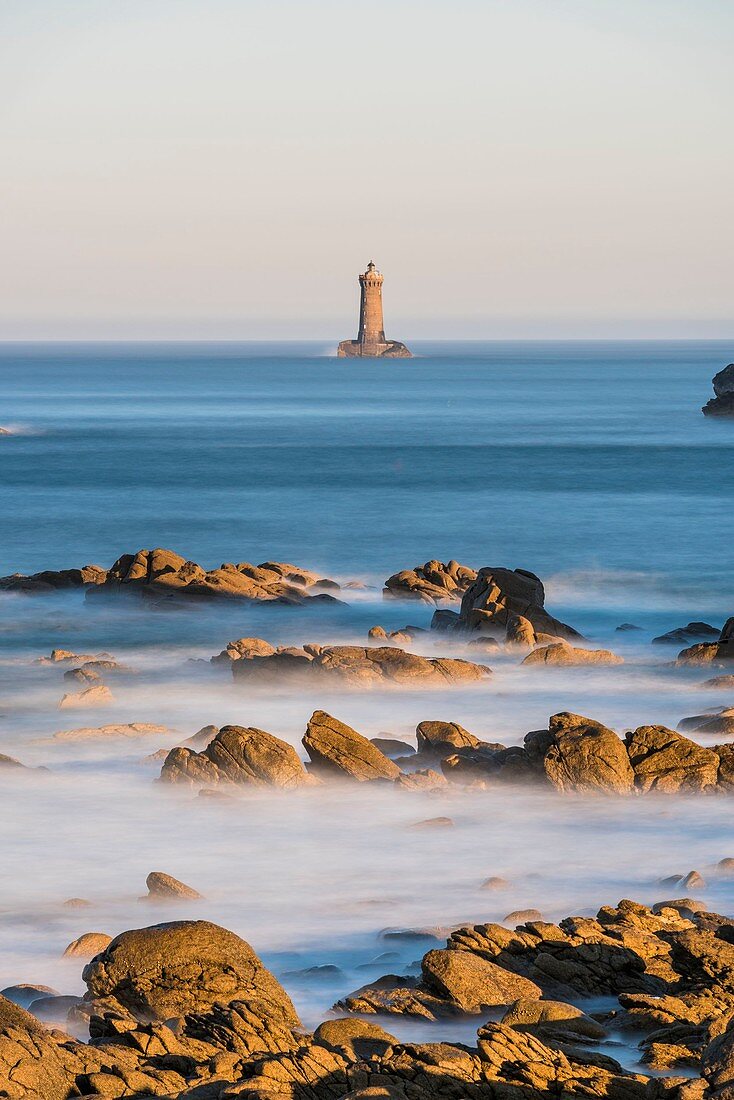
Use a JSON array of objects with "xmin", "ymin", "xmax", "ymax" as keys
[
  {"xmin": 358, "ymin": 261, "xmax": 386, "ymax": 348},
  {"xmin": 337, "ymin": 262, "xmax": 412, "ymax": 359}
]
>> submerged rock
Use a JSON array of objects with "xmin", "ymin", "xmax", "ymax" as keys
[
  {"xmin": 57, "ymin": 684, "xmax": 113, "ymax": 710},
  {"xmin": 51, "ymin": 721, "xmax": 169, "ymax": 742},
  {"xmin": 522, "ymin": 642, "xmax": 623, "ymax": 667},
  {"xmin": 653, "ymin": 622, "xmax": 720, "ymax": 646},
  {"xmin": 231, "ymin": 642, "xmax": 491, "ymax": 687},
  {"xmin": 370, "ymin": 736, "xmax": 415, "ymax": 758},
  {"xmin": 144, "ymin": 871, "xmax": 203, "ymax": 900}
]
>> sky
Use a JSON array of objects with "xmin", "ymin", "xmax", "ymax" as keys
[{"xmin": 0, "ymin": 0, "xmax": 732, "ymax": 340}]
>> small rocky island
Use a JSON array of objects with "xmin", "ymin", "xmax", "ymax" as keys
[
  {"xmin": 337, "ymin": 261, "xmax": 412, "ymax": 358},
  {"xmin": 702, "ymin": 363, "xmax": 734, "ymax": 416}
]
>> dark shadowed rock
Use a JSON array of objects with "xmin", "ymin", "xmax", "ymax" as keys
[
  {"xmin": 653, "ymin": 622, "xmax": 720, "ymax": 645},
  {"xmin": 0, "ymin": 985, "xmax": 58, "ymax": 1009},
  {"xmin": 370, "ymin": 737, "xmax": 415, "ymax": 758},
  {"xmin": 82, "ymin": 919, "xmax": 300, "ymax": 1027},
  {"xmin": 303, "ymin": 712, "xmax": 400, "ymax": 782},
  {"xmin": 625, "ymin": 726, "xmax": 720, "ymax": 793},
  {"xmin": 703, "ymin": 363, "xmax": 734, "ymax": 416}
]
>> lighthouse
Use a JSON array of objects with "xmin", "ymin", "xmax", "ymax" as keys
[{"xmin": 337, "ymin": 262, "xmax": 412, "ymax": 358}]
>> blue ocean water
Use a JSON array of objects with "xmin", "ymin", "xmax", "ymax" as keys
[
  {"xmin": 1, "ymin": 339, "xmax": 734, "ymax": 1039},
  {"xmin": 1, "ymin": 340, "xmax": 731, "ymax": 616}
]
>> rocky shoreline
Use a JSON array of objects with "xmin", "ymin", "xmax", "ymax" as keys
[{"xmin": 6, "ymin": 895, "xmax": 734, "ymax": 1098}]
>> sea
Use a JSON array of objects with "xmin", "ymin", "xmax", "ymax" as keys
[{"xmin": 0, "ymin": 339, "xmax": 732, "ymax": 1058}]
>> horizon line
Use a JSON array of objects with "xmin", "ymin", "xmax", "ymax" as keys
[{"xmin": 0, "ymin": 336, "xmax": 733, "ymax": 346}]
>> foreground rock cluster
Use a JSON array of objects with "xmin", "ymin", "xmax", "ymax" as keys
[
  {"xmin": 7, "ymin": 899, "xmax": 734, "ymax": 1098},
  {"xmin": 158, "ymin": 709, "xmax": 734, "ymax": 798},
  {"xmin": 0, "ymin": 547, "xmax": 341, "ymax": 604},
  {"xmin": 702, "ymin": 363, "xmax": 734, "ymax": 417}
]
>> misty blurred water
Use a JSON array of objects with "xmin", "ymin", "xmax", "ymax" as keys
[{"xmin": 0, "ymin": 340, "xmax": 732, "ymax": 1057}]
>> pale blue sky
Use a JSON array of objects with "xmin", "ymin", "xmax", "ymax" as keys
[{"xmin": 0, "ymin": 0, "xmax": 732, "ymax": 338}]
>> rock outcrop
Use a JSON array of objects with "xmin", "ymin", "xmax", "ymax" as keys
[
  {"xmin": 539, "ymin": 712, "xmax": 635, "ymax": 794},
  {"xmin": 415, "ymin": 720, "xmax": 482, "ymax": 754},
  {"xmin": 82, "ymin": 919, "xmax": 300, "ymax": 1028},
  {"xmin": 625, "ymin": 726, "xmax": 720, "ymax": 793},
  {"xmin": 160, "ymin": 725, "xmax": 315, "ymax": 789},
  {"xmin": 0, "ymin": 565, "xmax": 106, "ymax": 595},
  {"xmin": 230, "ymin": 643, "xmax": 491, "ymax": 687},
  {"xmin": 703, "ymin": 363, "xmax": 734, "ymax": 416},
  {"xmin": 0, "ymin": 547, "xmax": 340, "ymax": 604},
  {"xmin": 383, "ymin": 560, "xmax": 478, "ymax": 604},
  {"xmin": 0, "ymin": 995, "xmax": 74, "ymax": 1098},
  {"xmin": 4, "ymin": 905, "xmax": 734, "ymax": 1098},
  {"xmin": 303, "ymin": 711, "xmax": 401, "ymax": 782},
  {"xmin": 421, "ymin": 948, "xmax": 542, "ymax": 1012},
  {"xmin": 430, "ymin": 566, "xmax": 581, "ymax": 639}
]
